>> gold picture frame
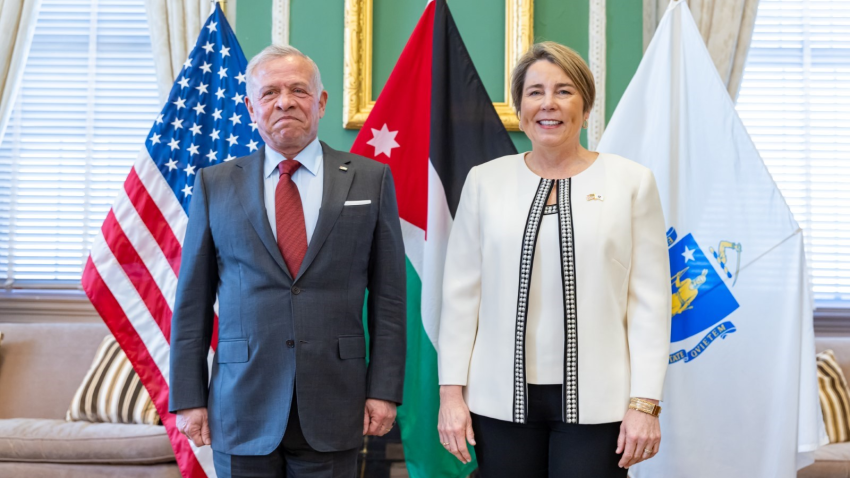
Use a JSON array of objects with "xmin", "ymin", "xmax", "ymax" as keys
[{"xmin": 342, "ymin": 0, "xmax": 534, "ymax": 131}]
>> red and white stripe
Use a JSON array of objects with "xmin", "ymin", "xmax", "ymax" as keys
[{"xmin": 83, "ymin": 149, "xmax": 218, "ymax": 478}]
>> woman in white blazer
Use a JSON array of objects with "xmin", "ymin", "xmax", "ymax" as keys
[{"xmin": 437, "ymin": 42, "xmax": 671, "ymax": 477}]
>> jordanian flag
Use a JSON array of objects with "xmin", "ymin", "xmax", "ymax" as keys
[{"xmin": 350, "ymin": 1, "xmax": 516, "ymax": 476}]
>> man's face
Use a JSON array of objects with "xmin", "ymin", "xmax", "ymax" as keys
[{"xmin": 245, "ymin": 56, "xmax": 327, "ymax": 157}]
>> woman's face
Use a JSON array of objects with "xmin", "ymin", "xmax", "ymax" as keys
[{"xmin": 519, "ymin": 60, "xmax": 589, "ymax": 150}]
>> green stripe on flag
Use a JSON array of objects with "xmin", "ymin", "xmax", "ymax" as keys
[{"xmin": 398, "ymin": 258, "xmax": 477, "ymax": 478}]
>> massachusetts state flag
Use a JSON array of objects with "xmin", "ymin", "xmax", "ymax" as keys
[
  {"xmin": 350, "ymin": 1, "xmax": 516, "ymax": 476},
  {"xmin": 82, "ymin": 5, "xmax": 261, "ymax": 477},
  {"xmin": 597, "ymin": 1, "xmax": 826, "ymax": 477}
]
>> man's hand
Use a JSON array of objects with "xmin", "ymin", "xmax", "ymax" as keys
[
  {"xmin": 176, "ymin": 407, "xmax": 211, "ymax": 447},
  {"xmin": 363, "ymin": 399, "xmax": 397, "ymax": 436}
]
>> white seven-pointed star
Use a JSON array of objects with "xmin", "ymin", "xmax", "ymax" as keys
[
  {"xmin": 206, "ymin": 21, "xmax": 217, "ymax": 33},
  {"xmin": 366, "ymin": 124, "xmax": 400, "ymax": 158},
  {"xmin": 178, "ymin": 77, "xmax": 190, "ymax": 89},
  {"xmin": 183, "ymin": 57, "xmax": 193, "ymax": 69},
  {"xmin": 220, "ymin": 46, "xmax": 230, "ymax": 58},
  {"xmin": 226, "ymin": 133, "xmax": 239, "ymax": 146},
  {"xmin": 231, "ymin": 92, "xmax": 244, "ymax": 105},
  {"xmin": 682, "ymin": 246, "xmax": 696, "ymax": 263},
  {"xmin": 170, "ymin": 118, "xmax": 184, "ymax": 130},
  {"xmin": 155, "ymin": 114, "xmax": 164, "ymax": 124},
  {"xmin": 247, "ymin": 139, "xmax": 259, "ymax": 152},
  {"xmin": 182, "ymin": 184, "xmax": 193, "ymax": 197},
  {"xmin": 192, "ymin": 102, "xmax": 206, "ymax": 115},
  {"xmin": 173, "ymin": 97, "xmax": 187, "ymax": 110},
  {"xmin": 202, "ymin": 41, "xmax": 214, "ymax": 54},
  {"xmin": 218, "ymin": 67, "xmax": 228, "ymax": 79},
  {"xmin": 200, "ymin": 61, "xmax": 212, "ymax": 73},
  {"xmin": 206, "ymin": 149, "xmax": 218, "ymax": 162},
  {"xmin": 212, "ymin": 108, "xmax": 223, "ymax": 120},
  {"xmin": 235, "ymin": 72, "xmax": 246, "ymax": 84},
  {"xmin": 229, "ymin": 112, "xmax": 242, "ymax": 125},
  {"xmin": 189, "ymin": 123, "xmax": 202, "ymax": 135},
  {"xmin": 187, "ymin": 143, "xmax": 200, "ymax": 155},
  {"xmin": 165, "ymin": 158, "xmax": 178, "ymax": 171},
  {"xmin": 249, "ymin": 121, "xmax": 258, "ymax": 131},
  {"xmin": 185, "ymin": 164, "xmax": 196, "ymax": 176},
  {"xmin": 195, "ymin": 82, "xmax": 209, "ymax": 95},
  {"xmin": 168, "ymin": 138, "xmax": 180, "ymax": 151},
  {"xmin": 149, "ymin": 132, "xmax": 161, "ymax": 145},
  {"xmin": 209, "ymin": 128, "xmax": 221, "ymax": 140},
  {"xmin": 215, "ymin": 87, "xmax": 226, "ymax": 100}
]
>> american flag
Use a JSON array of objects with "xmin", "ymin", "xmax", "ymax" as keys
[{"xmin": 81, "ymin": 6, "xmax": 261, "ymax": 477}]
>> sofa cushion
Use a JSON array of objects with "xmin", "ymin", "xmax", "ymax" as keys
[
  {"xmin": 0, "ymin": 323, "xmax": 110, "ymax": 420},
  {"xmin": 0, "ymin": 462, "xmax": 182, "ymax": 478},
  {"xmin": 67, "ymin": 335, "xmax": 161, "ymax": 425},
  {"xmin": 818, "ymin": 349, "xmax": 850, "ymax": 443},
  {"xmin": 814, "ymin": 441, "xmax": 850, "ymax": 461},
  {"xmin": 0, "ymin": 418, "xmax": 175, "ymax": 465}
]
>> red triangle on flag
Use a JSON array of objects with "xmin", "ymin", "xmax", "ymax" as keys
[{"xmin": 350, "ymin": 2, "xmax": 434, "ymax": 233}]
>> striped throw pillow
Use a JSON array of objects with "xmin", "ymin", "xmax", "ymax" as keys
[
  {"xmin": 66, "ymin": 334, "xmax": 161, "ymax": 425},
  {"xmin": 817, "ymin": 349, "xmax": 850, "ymax": 443}
]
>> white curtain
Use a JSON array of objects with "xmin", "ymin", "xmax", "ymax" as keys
[
  {"xmin": 0, "ymin": 0, "xmax": 41, "ymax": 147},
  {"xmin": 644, "ymin": 0, "xmax": 758, "ymax": 100},
  {"xmin": 144, "ymin": 0, "xmax": 212, "ymax": 101}
]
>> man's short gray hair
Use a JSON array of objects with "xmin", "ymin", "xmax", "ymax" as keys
[{"xmin": 245, "ymin": 44, "xmax": 324, "ymax": 98}]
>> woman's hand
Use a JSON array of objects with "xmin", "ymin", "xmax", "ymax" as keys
[
  {"xmin": 438, "ymin": 385, "xmax": 476, "ymax": 464},
  {"xmin": 616, "ymin": 403, "xmax": 661, "ymax": 468}
]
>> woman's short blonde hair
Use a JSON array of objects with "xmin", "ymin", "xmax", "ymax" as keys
[{"xmin": 510, "ymin": 42, "xmax": 595, "ymax": 115}]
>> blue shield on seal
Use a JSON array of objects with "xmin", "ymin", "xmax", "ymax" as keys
[{"xmin": 668, "ymin": 233, "xmax": 739, "ymax": 343}]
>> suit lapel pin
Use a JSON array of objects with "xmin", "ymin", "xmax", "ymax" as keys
[
  {"xmin": 339, "ymin": 166, "xmax": 348, "ymax": 171},
  {"xmin": 586, "ymin": 193, "xmax": 604, "ymax": 201}
]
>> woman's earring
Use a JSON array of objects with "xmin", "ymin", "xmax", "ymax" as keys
[{"xmin": 582, "ymin": 119, "xmax": 588, "ymax": 129}]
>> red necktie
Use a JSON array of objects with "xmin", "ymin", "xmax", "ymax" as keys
[{"xmin": 275, "ymin": 160, "xmax": 307, "ymax": 277}]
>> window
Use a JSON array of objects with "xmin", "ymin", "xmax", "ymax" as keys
[
  {"xmin": 0, "ymin": 0, "xmax": 160, "ymax": 288},
  {"xmin": 736, "ymin": 0, "xmax": 850, "ymax": 307}
]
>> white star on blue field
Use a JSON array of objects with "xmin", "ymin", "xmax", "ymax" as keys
[{"xmin": 145, "ymin": 7, "xmax": 263, "ymax": 213}]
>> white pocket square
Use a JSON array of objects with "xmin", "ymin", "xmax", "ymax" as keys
[{"xmin": 344, "ymin": 200, "xmax": 371, "ymax": 206}]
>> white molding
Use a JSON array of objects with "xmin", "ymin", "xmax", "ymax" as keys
[
  {"xmin": 0, "ymin": 289, "xmax": 100, "ymax": 323},
  {"xmin": 588, "ymin": 0, "xmax": 606, "ymax": 151},
  {"xmin": 272, "ymin": 0, "xmax": 290, "ymax": 45}
]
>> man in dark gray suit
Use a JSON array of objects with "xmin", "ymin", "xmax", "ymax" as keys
[{"xmin": 168, "ymin": 44, "xmax": 406, "ymax": 478}]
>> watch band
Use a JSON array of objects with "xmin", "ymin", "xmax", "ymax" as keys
[{"xmin": 629, "ymin": 398, "xmax": 661, "ymax": 417}]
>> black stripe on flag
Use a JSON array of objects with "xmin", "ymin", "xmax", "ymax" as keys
[{"xmin": 430, "ymin": 0, "xmax": 518, "ymax": 217}]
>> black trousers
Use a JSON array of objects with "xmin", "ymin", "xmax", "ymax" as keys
[
  {"xmin": 471, "ymin": 385, "xmax": 628, "ymax": 478},
  {"xmin": 212, "ymin": 394, "xmax": 359, "ymax": 478}
]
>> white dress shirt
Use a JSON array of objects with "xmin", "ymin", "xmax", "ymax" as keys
[{"xmin": 263, "ymin": 138, "xmax": 324, "ymax": 245}]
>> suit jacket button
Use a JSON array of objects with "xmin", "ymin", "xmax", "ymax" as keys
[
  {"xmin": 291, "ymin": 286, "xmax": 301, "ymax": 295},
  {"xmin": 286, "ymin": 340, "xmax": 295, "ymax": 348}
]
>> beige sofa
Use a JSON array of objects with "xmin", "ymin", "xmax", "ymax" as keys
[
  {"xmin": 0, "ymin": 322, "xmax": 180, "ymax": 477},
  {"xmin": 799, "ymin": 336, "xmax": 850, "ymax": 477}
]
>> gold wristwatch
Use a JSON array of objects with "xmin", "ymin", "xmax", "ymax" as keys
[{"xmin": 628, "ymin": 398, "xmax": 662, "ymax": 417}]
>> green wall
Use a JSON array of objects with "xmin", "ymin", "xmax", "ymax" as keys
[{"xmin": 235, "ymin": 0, "xmax": 642, "ymax": 154}]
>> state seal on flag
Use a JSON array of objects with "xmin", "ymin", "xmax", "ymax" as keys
[{"xmin": 666, "ymin": 228, "xmax": 740, "ymax": 364}]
